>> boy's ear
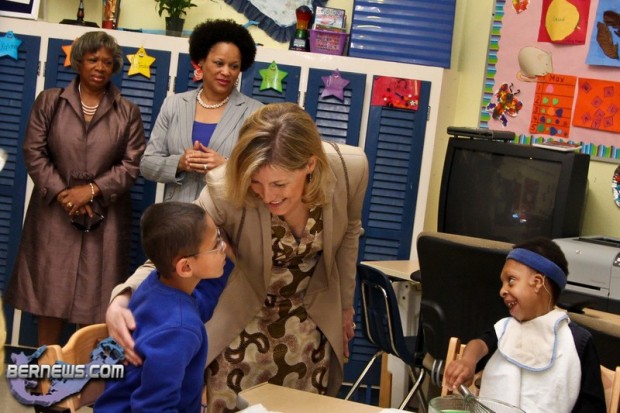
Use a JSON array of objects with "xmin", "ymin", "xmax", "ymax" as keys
[
  {"xmin": 531, "ymin": 273, "xmax": 545, "ymax": 291},
  {"xmin": 175, "ymin": 256, "xmax": 193, "ymax": 279}
]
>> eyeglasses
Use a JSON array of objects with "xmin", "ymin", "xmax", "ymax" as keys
[
  {"xmin": 71, "ymin": 212, "xmax": 105, "ymax": 232},
  {"xmin": 187, "ymin": 228, "xmax": 226, "ymax": 258}
]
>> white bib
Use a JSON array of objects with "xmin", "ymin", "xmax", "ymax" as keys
[{"xmin": 479, "ymin": 310, "xmax": 581, "ymax": 413}]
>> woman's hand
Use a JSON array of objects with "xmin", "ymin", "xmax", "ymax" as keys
[
  {"xmin": 179, "ymin": 141, "xmax": 226, "ymax": 174},
  {"xmin": 56, "ymin": 185, "xmax": 95, "ymax": 216},
  {"xmin": 106, "ymin": 292, "xmax": 142, "ymax": 366},
  {"xmin": 342, "ymin": 307, "xmax": 355, "ymax": 359}
]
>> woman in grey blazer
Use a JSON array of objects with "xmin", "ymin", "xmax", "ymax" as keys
[
  {"xmin": 140, "ymin": 19, "xmax": 263, "ymax": 203},
  {"xmin": 107, "ymin": 103, "xmax": 369, "ymax": 412}
]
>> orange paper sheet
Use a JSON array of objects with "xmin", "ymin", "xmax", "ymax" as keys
[
  {"xmin": 573, "ymin": 77, "xmax": 620, "ymax": 133},
  {"xmin": 529, "ymin": 73, "xmax": 577, "ymax": 138}
]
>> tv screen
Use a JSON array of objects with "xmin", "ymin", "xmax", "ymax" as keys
[{"xmin": 438, "ymin": 138, "xmax": 590, "ymax": 244}]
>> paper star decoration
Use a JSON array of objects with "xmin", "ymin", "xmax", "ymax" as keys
[
  {"xmin": 0, "ymin": 31, "xmax": 22, "ymax": 60},
  {"xmin": 61, "ymin": 40, "xmax": 76, "ymax": 67},
  {"xmin": 320, "ymin": 70, "xmax": 350, "ymax": 101},
  {"xmin": 191, "ymin": 61, "xmax": 203, "ymax": 82},
  {"xmin": 126, "ymin": 47, "xmax": 156, "ymax": 78},
  {"xmin": 259, "ymin": 61, "xmax": 288, "ymax": 93}
]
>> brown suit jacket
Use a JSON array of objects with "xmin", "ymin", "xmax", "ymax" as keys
[{"xmin": 8, "ymin": 78, "xmax": 145, "ymax": 324}]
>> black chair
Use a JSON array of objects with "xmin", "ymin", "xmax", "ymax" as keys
[
  {"xmin": 415, "ymin": 231, "xmax": 512, "ymax": 386},
  {"xmin": 566, "ymin": 309, "xmax": 620, "ymax": 370},
  {"xmin": 345, "ymin": 263, "xmax": 425, "ymax": 410}
]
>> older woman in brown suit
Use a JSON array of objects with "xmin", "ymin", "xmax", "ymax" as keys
[
  {"xmin": 5, "ymin": 31, "xmax": 145, "ymax": 346},
  {"xmin": 107, "ymin": 102, "xmax": 368, "ymax": 412}
]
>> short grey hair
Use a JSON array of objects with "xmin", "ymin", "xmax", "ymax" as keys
[{"xmin": 70, "ymin": 31, "xmax": 123, "ymax": 75}]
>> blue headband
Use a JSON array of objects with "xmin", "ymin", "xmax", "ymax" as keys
[{"xmin": 506, "ymin": 248, "xmax": 567, "ymax": 290}]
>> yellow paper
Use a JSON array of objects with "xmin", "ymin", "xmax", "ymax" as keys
[{"xmin": 545, "ymin": 0, "xmax": 580, "ymax": 41}]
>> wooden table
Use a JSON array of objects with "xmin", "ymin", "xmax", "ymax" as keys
[
  {"xmin": 238, "ymin": 383, "xmax": 387, "ymax": 412},
  {"xmin": 360, "ymin": 260, "xmax": 420, "ymax": 283}
]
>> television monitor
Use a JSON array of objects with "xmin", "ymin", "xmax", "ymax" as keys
[{"xmin": 438, "ymin": 137, "xmax": 590, "ymax": 244}]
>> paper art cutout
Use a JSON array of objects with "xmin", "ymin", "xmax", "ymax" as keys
[
  {"xmin": 62, "ymin": 40, "xmax": 76, "ymax": 67},
  {"xmin": 613, "ymin": 165, "xmax": 620, "ymax": 208},
  {"xmin": 529, "ymin": 73, "xmax": 576, "ymax": 138},
  {"xmin": 191, "ymin": 61, "xmax": 203, "ymax": 82},
  {"xmin": 512, "ymin": 0, "xmax": 530, "ymax": 13},
  {"xmin": 572, "ymin": 77, "xmax": 620, "ymax": 133},
  {"xmin": 596, "ymin": 21, "xmax": 618, "ymax": 59},
  {"xmin": 370, "ymin": 76, "xmax": 420, "ymax": 111},
  {"xmin": 517, "ymin": 46, "xmax": 553, "ymax": 82},
  {"xmin": 320, "ymin": 70, "xmax": 350, "ymax": 101},
  {"xmin": 538, "ymin": 0, "xmax": 590, "ymax": 44},
  {"xmin": 126, "ymin": 47, "xmax": 156, "ymax": 78},
  {"xmin": 486, "ymin": 82, "xmax": 523, "ymax": 127},
  {"xmin": 259, "ymin": 61, "xmax": 288, "ymax": 93},
  {"xmin": 0, "ymin": 31, "xmax": 22, "ymax": 60},
  {"xmin": 587, "ymin": 2, "xmax": 620, "ymax": 66}
]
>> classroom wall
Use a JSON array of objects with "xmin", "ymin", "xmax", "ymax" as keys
[
  {"xmin": 35, "ymin": 0, "xmax": 620, "ymax": 240},
  {"xmin": 427, "ymin": 0, "xmax": 620, "ymax": 240},
  {"xmin": 39, "ymin": 0, "xmax": 353, "ymax": 49}
]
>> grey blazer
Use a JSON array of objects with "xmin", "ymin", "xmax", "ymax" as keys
[{"xmin": 140, "ymin": 88, "xmax": 263, "ymax": 203}]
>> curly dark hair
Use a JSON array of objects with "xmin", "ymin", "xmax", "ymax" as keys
[{"xmin": 189, "ymin": 19, "xmax": 256, "ymax": 72}]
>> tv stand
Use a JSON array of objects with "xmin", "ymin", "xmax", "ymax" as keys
[{"xmin": 447, "ymin": 126, "xmax": 515, "ymax": 141}]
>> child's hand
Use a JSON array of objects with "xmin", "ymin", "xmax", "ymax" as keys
[{"xmin": 444, "ymin": 359, "xmax": 476, "ymax": 392}]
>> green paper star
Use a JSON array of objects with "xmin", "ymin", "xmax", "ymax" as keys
[{"xmin": 259, "ymin": 61, "xmax": 288, "ymax": 93}]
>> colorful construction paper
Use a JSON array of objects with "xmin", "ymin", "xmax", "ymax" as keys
[
  {"xmin": 370, "ymin": 76, "xmax": 420, "ymax": 111},
  {"xmin": 529, "ymin": 73, "xmax": 577, "ymax": 138},
  {"xmin": 573, "ymin": 77, "xmax": 620, "ymax": 133},
  {"xmin": 538, "ymin": 0, "xmax": 590, "ymax": 44}
]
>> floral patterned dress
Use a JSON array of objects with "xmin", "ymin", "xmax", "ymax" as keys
[{"xmin": 206, "ymin": 207, "xmax": 330, "ymax": 413}]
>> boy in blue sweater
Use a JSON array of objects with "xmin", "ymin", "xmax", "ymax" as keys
[{"xmin": 95, "ymin": 201, "xmax": 227, "ymax": 412}]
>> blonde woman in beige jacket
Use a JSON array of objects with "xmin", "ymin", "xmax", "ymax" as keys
[{"xmin": 106, "ymin": 103, "xmax": 369, "ymax": 412}]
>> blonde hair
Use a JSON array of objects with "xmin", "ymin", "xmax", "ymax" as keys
[{"xmin": 225, "ymin": 103, "xmax": 330, "ymax": 208}]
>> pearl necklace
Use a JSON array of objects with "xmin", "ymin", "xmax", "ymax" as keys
[
  {"xmin": 196, "ymin": 87, "xmax": 230, "ymax": 109},
  {"xmin": 79, "ymin": 84, "xmax": 102, "ymax": 116}
]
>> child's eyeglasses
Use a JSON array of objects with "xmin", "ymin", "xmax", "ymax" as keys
[
  {"xmin": 71, "ymin": 212, "xmax": 105, "ymax": 232},
  {"xmin": 187, "ymin": 228, "xmax": 226, "ymax": 258}
]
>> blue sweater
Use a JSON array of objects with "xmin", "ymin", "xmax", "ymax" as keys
[{"xmin": 94, "ymin": 270, "xmax": 225, "ymax": 412}]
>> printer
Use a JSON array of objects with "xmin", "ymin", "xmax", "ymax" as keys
[{"xmin": 554, "ymin": 236, "xmax": 620, "ymax": 314}]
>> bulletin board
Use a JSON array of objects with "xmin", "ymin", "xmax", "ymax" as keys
[{"xmin": 480, "ymin": 0, "xmax": 620, "ymax": 160}]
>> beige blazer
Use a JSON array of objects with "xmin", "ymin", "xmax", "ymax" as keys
[{"xmin": 113, "ymin": 142, "xmax": 369, "ymax": 395}]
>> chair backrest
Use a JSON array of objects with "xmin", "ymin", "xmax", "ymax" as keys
[
  {"xmin": 416, "ymin": 231, "xmax": 512, "ymax": 363},
  {"xmin": 601, "ymin": 365, "xmax": 620, "ymax": 413},
  {"xmin": 37, "ymin": 323, "xmax": 110, "ymax": 412},
  {"xmin": 568, "ymin": 310, "xmax": 620, "ymax": 370},
  {"xmin": 357, "ymin": 263, "xmax": 416, "ymax": 366}
]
